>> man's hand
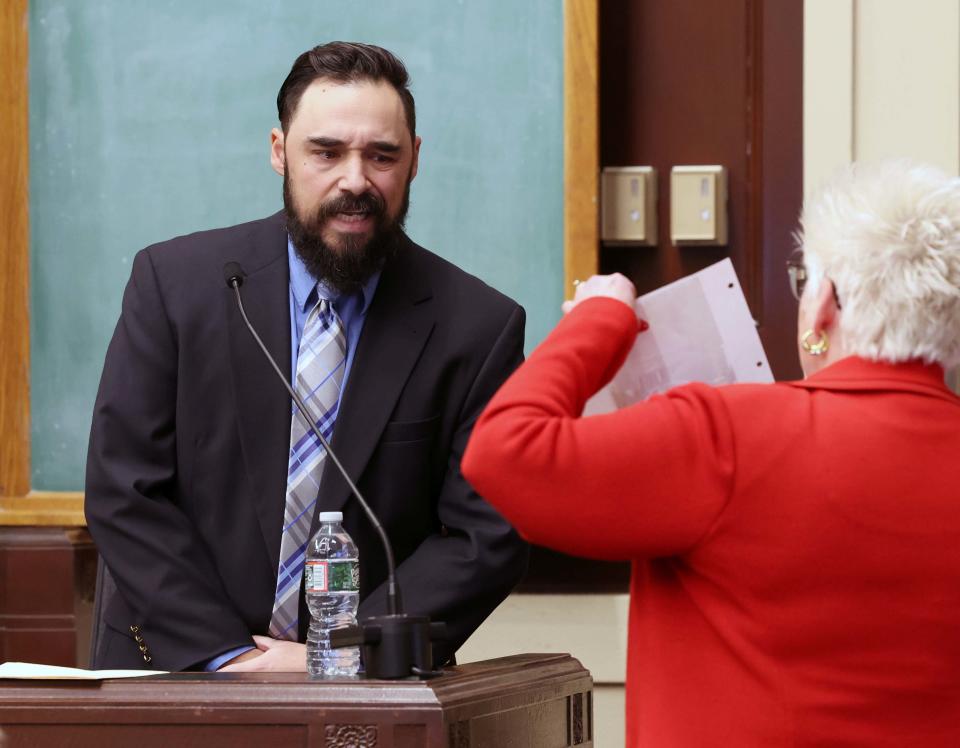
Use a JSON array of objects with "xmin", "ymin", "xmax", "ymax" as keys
[
  {"xmin": 562, "ymin": 273, "xmax": 637, "ymax": 314},
  {"xmin": 217, "ymin": 646, "xmax": 263, "ymax": 669},
  {"xmin": 218, "ymin": 636, "xmax": 307, "ymax": 672}
]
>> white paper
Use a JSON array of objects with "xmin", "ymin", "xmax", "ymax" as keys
[
  {"xmin": 0, "ymin": 661, "xmax": 168, "ymax": 680},
  {"xmin": 584, "ymin": 259, "xmax": 773, "ymax": 415}
]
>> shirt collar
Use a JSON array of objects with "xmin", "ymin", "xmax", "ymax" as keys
[{"xmin": 287, "ymin": 236, "xmax": 381, "ymax": 315}]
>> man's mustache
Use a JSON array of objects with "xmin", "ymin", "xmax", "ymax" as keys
[{"xmin": 314, "ymin": 192, "xmax": 386, "ymax": 224}]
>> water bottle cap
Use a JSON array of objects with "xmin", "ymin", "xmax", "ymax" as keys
[{"xmin": 318, "ymin": 511, "xmax": 343, "ymax": 522}]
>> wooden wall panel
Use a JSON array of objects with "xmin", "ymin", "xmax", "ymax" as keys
[
  {"xmin": 600, "ymin": 0, "xmax": 750, "ymax": 296},
  {"xmin": 756, "ymin": 0, "xmax": 805, "ymax": 379},
  {"xmin": 598, "ymin": 0, "xmax": 803, "ymax": 379},
  {"xmin": 0, "ymin": 528, "xmax": 97, "ymax": 668}
]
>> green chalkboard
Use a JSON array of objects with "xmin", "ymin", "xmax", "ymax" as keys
[{"xmin": 29, "ymin": 1, "xmax": 563, "ymax": 490}]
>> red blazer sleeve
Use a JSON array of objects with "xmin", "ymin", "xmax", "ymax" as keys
[{"xmin": 463, "ymin": 297, "xmax": 735, "ymax": 560}]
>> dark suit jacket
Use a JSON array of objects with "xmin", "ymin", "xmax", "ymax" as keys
[{"xmin": 85, "ymin": 212, "xmax": 528, "ymax": 671}]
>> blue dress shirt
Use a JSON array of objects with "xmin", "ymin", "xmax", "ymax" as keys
[
  {"xmin": 286, "ymin": 237, "xmax": 382, "ymax": 386},
  {"xmin": 205, "ymin": 237, "xmax": 381, "ymax": 671}
]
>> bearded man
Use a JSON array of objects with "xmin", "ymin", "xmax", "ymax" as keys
[{"xmin": 85, "ymin": 42, "xmax": 528, "ymax": 672}]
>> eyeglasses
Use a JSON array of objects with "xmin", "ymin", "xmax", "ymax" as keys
[
  {"xmin": 786, "ymin": 252, "xmax": 843, "ymax": 308},
  {"xmin": 786, "ymin": 254, "xmax": 807, "ymax": 301}
]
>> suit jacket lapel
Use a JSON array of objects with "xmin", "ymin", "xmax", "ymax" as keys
[
  {"xmin": 311, "ymin": 239, "xmax": 435, "ymax": 536},
  {"xmin": 225, "ymin": 216, "xmax": 292, "ymax": 570}
]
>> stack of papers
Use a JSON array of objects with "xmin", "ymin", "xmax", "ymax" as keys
[
  {"xmin": 0, "ymin": 662, "xmax": 167, "ymax": 680},
  {"xmin": 584, "ymin": 259, "xmax": 773, "ymax": 414}
]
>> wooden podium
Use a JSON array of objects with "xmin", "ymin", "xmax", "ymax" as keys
[{"xmin": 0, "ymin": 653, "xmax": 592, "ymax": 747}]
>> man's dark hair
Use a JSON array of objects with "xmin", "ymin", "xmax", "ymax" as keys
[{"xmin": 277, "ymin": 41, "xmax": 416, "ymax": 139}]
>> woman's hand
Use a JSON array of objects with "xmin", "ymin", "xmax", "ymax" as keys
[{"xmin": 562, "ymin": 273, "xmax": 637, "ymax": 315}]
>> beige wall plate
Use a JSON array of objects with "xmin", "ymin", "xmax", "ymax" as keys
[
  {"xmin": 601, "ymin": 166, "xmax": 657, "ymax": 245},
  {"xmin": 670, "ymin": 165, "xmax": 728, "ymax": 245}
]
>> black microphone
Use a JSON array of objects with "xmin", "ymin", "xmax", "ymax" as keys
[{"xmin": 223, "ymin": 261, "xmax": 445, "ymax": 678}]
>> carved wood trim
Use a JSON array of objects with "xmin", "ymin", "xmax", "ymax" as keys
[
  {"xmin": 570, "ymin": 691, "xmax": 585, "ymax": 744},
  {"xmin": 324, "ymin": 724, "xmax": 378, "ymax": 747}
]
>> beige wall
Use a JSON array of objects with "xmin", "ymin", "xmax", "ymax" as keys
[
  {"xmin": 805, "ymin": 0, "xmax": 960, "ymax": 391},
  {"xmin": 459, "ymin": 593, "xmax": 629, "ymax": 748},
  {"xmin": 804, "ymin": 0, "xmax": 960, "ymax": 192}
]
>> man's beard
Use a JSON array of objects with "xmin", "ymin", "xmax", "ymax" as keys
[{"xmin": 283, "ymin": 174, "xmax": 410, "ymax": 295}]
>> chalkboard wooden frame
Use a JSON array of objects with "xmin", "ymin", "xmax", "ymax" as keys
[
  {"xmin": 564, "ymin": 0, "xmax": 600, "ymax": 294},
  {"xmin": 0, "ymin": 0, "xmax": 80, "ymax": 525},
  {"xmin": 0, "ymin": 0, "xmax": 600, "ymax": 525},
  {"xmin": 0, "ymin": 0, "xmax": 30, "ymax": 506}
]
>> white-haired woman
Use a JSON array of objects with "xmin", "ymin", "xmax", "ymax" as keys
[{"xmin": 463, "ymin": 160, "xmax": 960, "ymax": 746}]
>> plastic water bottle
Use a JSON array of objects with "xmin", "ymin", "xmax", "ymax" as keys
[{"xmin": 305, "ymin": 511, "xmax": 361, "ymax": 678}]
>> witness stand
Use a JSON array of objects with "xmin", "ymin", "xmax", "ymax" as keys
[{"xmin": 0, "ymin": 653, "xmax": 592, "ymax": 747}]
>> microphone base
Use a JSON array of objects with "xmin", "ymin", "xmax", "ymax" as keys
[{"xmin": 329, "ymin": 614, "xmax": 447, "ymax": 680}]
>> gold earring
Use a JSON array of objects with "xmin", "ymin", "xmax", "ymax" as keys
[{"xmin": 800, "ymin": 329, "xmax": 829, "ymax": 356}]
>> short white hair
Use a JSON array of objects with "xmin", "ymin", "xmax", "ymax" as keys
[{"xmin": 798, "ymin": 159, "xmax": 960, "ymax": 367}]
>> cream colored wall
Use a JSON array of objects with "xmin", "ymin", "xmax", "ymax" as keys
[
  {"xmin": 804, "ymin": 0, "xmax": 960, "ymax": 191},
  {"xmin": 805, "ymin": 0, "xmax": 960, "ymax": 391},
  {"xmin": 459, "ymin": 593, "xmax": 629, "ymax": 748}
]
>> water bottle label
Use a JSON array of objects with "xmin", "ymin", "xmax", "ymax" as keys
[
  {"xmin": 305, "ymin": 560, "xmax": 359, "ymax": 592},
  {"xmin": 305, "ymin": 560, "xmax": 328, "ymax": 592}
]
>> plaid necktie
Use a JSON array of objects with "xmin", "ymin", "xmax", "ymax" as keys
[{"xmin": 268, "ymin": 296, "xmax": 346, "ymax": 640}]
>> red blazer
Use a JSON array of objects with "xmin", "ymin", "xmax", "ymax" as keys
[{"xmin": 463, "ymin": 298, "xmax": 960, "ymax": 747}]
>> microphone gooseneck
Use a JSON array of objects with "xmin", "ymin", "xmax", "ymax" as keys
[
  {"xmin": 224, "ymin": 261, "xmax": 447, "ymax": 679},
  {"xmin": 223, "ymin": 262, "xmax": 401, "ymax": 617}
]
